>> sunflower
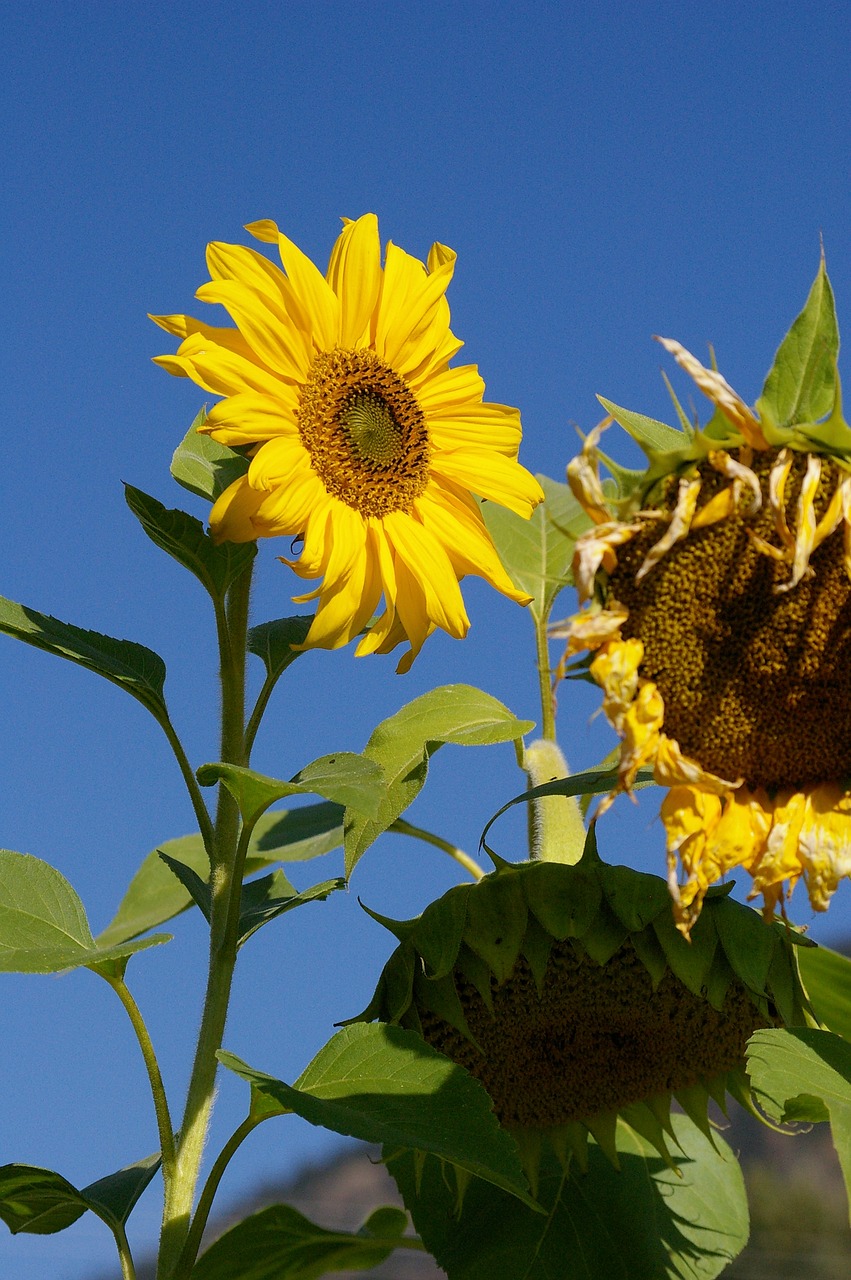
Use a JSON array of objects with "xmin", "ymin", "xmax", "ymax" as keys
[
  {"xmin": 152, "ymin": 215, "xmax": 543, "ymax": 671},
  {"xmin": 349, "ymin": 850, "xmax": 809, "ymax": 1187},
  {"xmin": 557, "ymin": 260, "xmax": 851, "ymax": 932}
]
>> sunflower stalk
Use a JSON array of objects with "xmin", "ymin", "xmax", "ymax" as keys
[{"xmin": 157, "ymin": 561, "xmax": 254, "ymax": 1280}]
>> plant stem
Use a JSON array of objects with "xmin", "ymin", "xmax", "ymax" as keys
[
  {"xmin": 534, "ymin": 615, "xmax": 556, "ymax": 742},
  {"xmin": 390, "ymin": 818, "xmax": 485, "ymax": 881},
  {"xmin": 157, "ymin": 564, "xmax": 254, "ymax": 1280},
  {"xmin": 175, "ymin": 1115, "xmax": 261, "ymax": 1272},
  {"xmin": 159, "ymin": 717, "xmax": 215, "ymax": 855},
  {"xmin": 114, "ymin": 1224, "xmax": 137, "ymax": 1280},
  {"xmin": 106, "ymin": 974, "xmax": 176, "ymax": 1178}
]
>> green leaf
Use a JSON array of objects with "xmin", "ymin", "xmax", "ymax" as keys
[
  {"xmin": 248, "ymin": 616, "xmax": 314, "ymax": 682},
  {"xmin": 170, "ymin": 410, "xmax": 250, "ymax": 502},
  {"xmin": 388, "ymin": 1112, "xmax": 748, "ymax": 1279},
  {"xmin": 97, "ymin": 809, "xmax": 341, "ymax": 948},
  {"xmin": 0, "ymin": 1166, "xmax": 88, "ymax": 1235},
  {"xmin": 198, "ymin": 754, "xmax": 385, "ymax": 827},
  {"xmin": 251, "ymin": 801, "xmax": 344, "ymax": 862},
  {"xmin": 79, "ymin": 1152, "xmax": 162, "ymax": 1228},
  {"xmin": 237, "ymin": 873, "xmax": 343, "ymax": 946},
  {"xmin": 757, "ymin": 257, "xmax": 840, "ymax": 428},
  {"xmin": 157, "ymin": 852, "xmax": 212, "ymax": 921},
  {"xmin": 218, "ymin": 1023, "xmax": 536, "ymax": 1208},
  {"xmin": 798, "ymin": 944, "xmax": 851, "ymax": 1041},
  {"xmin": 597, "ymin": 397, "xmax": 687, "ymax": 455},
  {"xmin": 481, "ymin": 475, "xmax": 590, "ymax": 622},
  {"xmin": 0, "ymin": 595, "xmax": 168, "ymax": 722},
  {"xmin": 0, "ymin": 1153, "xmax": 160, "ymax": 1236},
  {"xmin": 192, "ymin": 1202, "xmax": 414, "ymax": 1280},
  {"xmin": 747, "ymin": 1027, "xmax": 851, "ymax": 1216},
  {"xmin": 0, "ymin": 851, "xmax": 169, "ymax": 973},
  {"xmin": 124, "ymin": 484, "xmax": 255, "ymax": 600},
  {"xmin": 345, "ymin": 686, "xmax": 534, "ymax": 877}
]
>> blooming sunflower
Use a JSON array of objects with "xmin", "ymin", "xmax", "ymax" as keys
[
  {"xmin": 557, "ymin": 259, "xmax": 851, "ymax": 932},
  {"xmin": 151, "ymin": 215, "xmax": 542, "ymax": 671},
  {"xmin": 349, "ymin": 849, "xmax": 809, "ymax": 1187}
]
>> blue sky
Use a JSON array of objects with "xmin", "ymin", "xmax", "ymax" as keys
[{"xmin": 3, "ymin": 2, "xmax": 851, "ymax": 1275}]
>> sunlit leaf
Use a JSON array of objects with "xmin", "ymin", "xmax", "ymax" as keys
[
  {"xmin": 597, "ymin": 397, "xmax": 687, "ymax": 455},
  {"xmin": 198, "ymin": 754, "xmax": 384, "ymax": 828},
  {"xmin": 124, "ymin": 484, "xmax": 255, "ymax": 600},
  {"xmin": 345, "ymin": 686, "xmax": 534, "ymax": 876},
  {"xmin": 757, "ymin": 258, "xmax": 839, "ymax": 428},
  {"xmin": 748, "ymin": 1027, "xmax": 851, "ymax": 1217},
  {"xmin": 0, "ymin": 596, "xmax": 168, "ymax": 722},
  {"xmin": 389, "ymin": 1113, "xmax": 748, "ymax": 1279},
  {"xmin": 0, "ymin": 851, "xmax": 168, "ymax": 973},
  {"xmin": 170, "ymin": 410, "xmax": 250, "ymax": 502},
  {"xmin": 218, "ymin": 1023, "xmax": 536, "ymax": 1208},
  {"xmin": 798, "ymin": 944, "xmax": 851, "ymax": 1042},
  {"xmin": 192, "ymin": 1202, "xmax": 413, "ymax": 1279}
]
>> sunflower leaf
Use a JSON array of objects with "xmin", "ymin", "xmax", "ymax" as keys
[
  {"xmin": 236, "ymin": 873, "xmax": 343, "ymax": 947},
  {"xmin": 218, "ymin": 1023, "xmax": 537, "ymax": 1209},
  {"xmin": 756, "ymin": 257, "xmax": 839, "ymax": 429},
  {"xmin": 387, "ymin": 1112, "xmax": 747, "ymax": 1279},
  {"xmin": 248, "ymin": 616, "xmax": 315, "ymax": 681},
  {"xmin": 597, "ymin": 397, "xmax": 687, "ymax": 455},
  {"xmin": 0, "ymin": 1153, "xmax": 161, "ymax": 1237},
  {"xmin": 798, "ymin": 944, "xmax": 851, "ymax": 1042},
  {"xmin": 124, "ymin": 484, "xmax": 255, "ymax": 601},
  {"xmin": 192, "ymin": 1202, "xmax": 413, "ymax": 1280},
  {"xmin": 481, "ymin": 475, "xmax": 590, "ymax": 622},
  {"xmin": 0, "ymin": 851, "xmax": 169, "ymax": 973},
  {"xmin": 0, "ymin": 595, "xmax": 168, "ymax": 723},
  {"xmin": 747, "ymin": 1027, "xmax": 851, "ymax": 1218},
  {"xmin": 344, "ymin": 686, "xmax": 534, "ymax": 877},
  {"xmin": 170, "ymin": 410, "xmax": 250, "ymax": 502},
  {"xmin": 198, "ymin": 754, "xmax": 385, "ymax": 827}
]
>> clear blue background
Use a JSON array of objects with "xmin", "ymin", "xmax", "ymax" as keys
[{"xmin": 3, "ymin": 2, "xmax": 851, "ymax": 1275}]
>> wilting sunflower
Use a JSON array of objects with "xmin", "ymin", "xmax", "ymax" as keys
[
  {"xmin": 349, "ymin": 849, "xmax": 809, "ymax": 1187},
  {"xmin": 557, "ymin": 259, "xmax": 851, "ymax": 931},
  {"xmin": 152, "ymin": 214, "xmax": 543, "ymax": 671}
]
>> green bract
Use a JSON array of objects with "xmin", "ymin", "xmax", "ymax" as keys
[{"xmin": 350, "ymin": 843, "xmax": 812, "ymax": 1179}]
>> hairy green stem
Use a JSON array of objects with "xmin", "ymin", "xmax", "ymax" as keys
[
  {"xmin": 534, "ymin": 615, "xmax": 556, "ymax": 742},
  {"xmin": 159, "ymin": 717, "xmax": 215, "ymax": 856},
  {"xmin": 106, "ymin": 974, "xmax": 176, "ymax": 1178},
  {"xmin": 114, "ymin": 1223, "xmax": 137, "ymax": 1280},
  {"xmin": 390, "ymin": 818, "xmax": 485, "ymax": 881},
  {"xmin": 157, "ymin": 565, "xmax": 254, "ymax": 1280},
  {"xmin": 175, "ymin": 1115, "xmax": 262, "ymax": 1272},
  {"xmin": 244, "ymin": 670, "xmax": 276, "ymax": 759}
]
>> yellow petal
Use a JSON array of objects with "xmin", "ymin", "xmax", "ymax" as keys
[
  {"xmin": 653, "ymin": 735, "xmax": 740, "ymax": 794},
  {"xmin": 208, "ymin": 476, "xmax": 266, "ymax": 544},
  {"xmin": 375, "ymin": 241, "xmax": 456, "ymax": 375},
  {"xmin": 636, "ymin": 478, "xmax": 701, "ymax": 581},
  {"xmin": 195, "ymin": 277, "xmax": 312, "ymax": 381},
  {"xmin": 325, "ymin": 213, "xmax": 382, "ymax": 349},
  {"xmin": 383, "ymin": 511, "xmax": 470, "ymax": 640},
  {"xmin": 414, "ymin": 481, "xmax": 531, "ymax": 605},
  {"xmin": 431, "ymin": 449, "xmax": 544, "ymax": 518},
  {"xmin": 273, "ymin": 226, "xmax": 340, "ymax": 352},
  {"xmin": 204, "ymin": 391, "xmax": 299, "ymax": 446},
  {"xmin": 655, "ymin": 336, "xmax": 769, "ymax": 449}
]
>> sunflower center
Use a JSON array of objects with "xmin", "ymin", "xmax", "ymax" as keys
[
  {"xmin": 607, "ymin": 450, "xmax": 851, "ymax": 790},
  {"xmin": 297, "ymin": 348, "xmax": 431, "ymax": 519},
  {"xmin": 417, "ymin": 939, "xmax": 763, "ymax": 1128}
]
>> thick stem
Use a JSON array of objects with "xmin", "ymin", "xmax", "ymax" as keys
[
  {"xmin": 175, "ymin": 1115, "xmax": 261, "ymax": 1273},
  {"xmin": 105, "ymin": 974, "xmax": 176, "ymax": 1178},
  {"xmin": 157, "ymin": 565, "xmax": 254, "ymax": 1280}
]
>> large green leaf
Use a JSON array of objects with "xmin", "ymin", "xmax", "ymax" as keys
[
  {"xmin": 192, "ymin": 1203, "xmax": 414, "ymax": 1280},
  {"xmin": 388, "ymin": 1113, "xmax": 748, "ymax": 1280},
  {"xmin": 481, "ymin": 476, "xmax": 589, "ymax": 622},
  {"xmin": 198, "ymin": 754, "xmax": 385, "ymax": 827},
  {"xmin": 747, "ymin": 1027, "xmax": 851, "ymax": 1217},
  {"xmin": 0, "ymin": 851, "xmax": 169, "ymax": 973},
  {"xmin": 344, "ymin": 686, "xmax": 534, "ymax": 876},
  {"xmin": 798, "ymin": 944, "xmax": 851, "ymax": 1042},
  {"xmin": 97, "ymin": 806, "xmax": 344, "ymax": 948},
  {"xmin": 170, "ymin": 411, "xmax": 250, "ymax": 502},
  {"xmin": 0, "ymin": 595, "xmax": 168, "ymax": 722},
  {"xmin": 124, "ymin": 484, "xmax": 255, "ymax": 600},
  {"xmin": 757, "ymin": 258, "xmax": 839, "ymax": 428},
  {"xmin": 236, "ymin": 872, "xmax": 344, "ymax": 946},
  {"xmin": 218, "ymin": 1023, "xmax": 536, "ymax": 1208},
  {"xmin": 0, "ymin": 1153, "xmax": 160, "ymax": 1236}
]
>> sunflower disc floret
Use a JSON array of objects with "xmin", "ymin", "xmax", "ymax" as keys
[
  {"xmin": 559, "ymin": 260, "xmax": 851, "ymax": 930},
  {"xmin": 152, "ymin": 214, "xmax": 543, "ymax": 671},
  {"xmin": 350, "ymin": 853, "xmax": 809, "ymax": 1176}
]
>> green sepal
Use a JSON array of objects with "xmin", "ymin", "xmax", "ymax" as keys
[
  {"xmin": 462, "ymin": 868, "xmax": 528, "ymax": 984},
  {"xmin": 703, "ymin": 945, "xmax": 736, "ymax": 1013},
  {"xmin": 580, "ymin": 901, "xmax": 629, "ymax": 965},
  {"xmin": 629, "ymin": 927, "xmax": 668, "ymax": 991},
  {"xmin": 519, "ymin": 912, "xmax": 555, "ymax": 998},
  {"xmin": 414, "ymin": 885, "xmax": 469, "ymax": 979},
  {"xmin": 652, "ymin": 905, "xmax": 718, "ymax": 997},
  {"xmin": 548, "ymin": 1122, "xmax": 589, "ymax": 1174},
  {"xmin": 455, "ymin": 944, "xmax": 495, "ymax": 1014},
  {"xmin": 510, "ymin": 1129, "xmax": 544, "ymax": 1200},
  {"xmin": 673, "ymin": 1081, "xmax": 714, "ymax": 1143},
  {"xmin": 597, "ymin": 862, "xmax": 671, "ymax": 931},
  {"xmin": 170, "ymin": 410, "xmax": 249, "ymax": 502},
  {"xmin": 584, "ymin": 1109, "xmax": 620, "ymax": 1169},
  {"xmin": 413, "ymin": 970, "xmax": 480, "ymax": 1050},
  {"xmin": 756, "ymin": 255, "xmax": 840, "ymax": 433},
  {"xmin": 522, "ymin": 861, "xmax": 602, "ymax": 940},
  {"xmin": 619, "ymin": 1101, "xmax": 676, "ymax": 1168}
]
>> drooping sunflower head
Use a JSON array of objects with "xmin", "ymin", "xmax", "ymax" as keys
[
  {"xmin": 152, "ymin": 215, "xmax": 543, "ymax": 671},
  {"xmin": 349, "ymin": 849, "xmax": 810, "ymax": 1185},
  {"xmin": 557, "ymin": 257, "xmax": 851, "ymax": 930}
]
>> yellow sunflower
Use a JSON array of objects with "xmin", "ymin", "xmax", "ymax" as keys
[
  {"xmin": 152, "ymin": 214, "xmax": 543, "ymax": 671},
  {"xmin": 556, "ymin": 260, "xmax": 851, "ymax": 932}
]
